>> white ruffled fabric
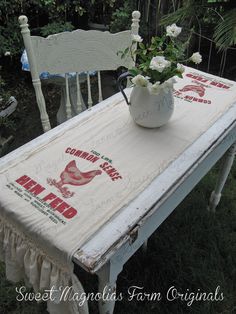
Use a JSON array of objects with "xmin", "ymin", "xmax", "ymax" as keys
[{"xmin": 0, "ymin": 217, "xmax": 88, "ymax": 314}]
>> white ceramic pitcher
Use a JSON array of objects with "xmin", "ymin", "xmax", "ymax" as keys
[{"xmin": 118, "ymin": 72, "xmax": 174, "ymax": 128}]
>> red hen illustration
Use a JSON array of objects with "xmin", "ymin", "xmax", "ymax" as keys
[
  {"xmin": 179, "ymin": 85, "xmax": 205, "ymax": 97},
  {"xmin": 47, "ymin": 160, "xmax": 102, "ymax": 198}
]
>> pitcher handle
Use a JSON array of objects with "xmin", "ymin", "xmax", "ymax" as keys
[{"xmin": 117, "ymin": 72, "xmax": 134, "ymax": 106}]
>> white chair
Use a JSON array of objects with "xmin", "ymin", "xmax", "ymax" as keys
[{"xmin": 18, "ymin": 12, "xmax": 141, "ymax": 132}]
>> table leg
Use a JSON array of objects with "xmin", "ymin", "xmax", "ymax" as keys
[
  {"xmin": 0, "ymin": 133, "xmax": 14, "ymax": 157},
  {"xmin": 142, "ymin": 240, "xmax": 148, "ymax": 253},
  {"xmin": 97, "ymin": 260, "xmax": 123, "ymax": 314},
  {"xmin": 208, "ymin": 142, "xmax": 236, "ymax": 212}
]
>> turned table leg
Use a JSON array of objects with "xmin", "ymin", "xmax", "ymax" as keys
[
  {"xmin": 142, "ymin": 240, "xmax": 148, "ymax": 253},
  {"xmin": 0, "ymin": 133, "xmax": 14, "ymax": 157},
  {"xmin": 97, "ymin": 260, "xmax": 123, "ymax": 314},
  {"xmin": 208, "ymin": 142, "xmax": 236, "ymax": 212}
]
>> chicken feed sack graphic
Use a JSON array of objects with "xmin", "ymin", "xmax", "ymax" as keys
[
  {"xmin": 47, "ymin": 160, "xmax": 103, "ymax": 199},
  {"xmin": 0, "ymin": 66, "xmax": 236, "ymax": 271}
]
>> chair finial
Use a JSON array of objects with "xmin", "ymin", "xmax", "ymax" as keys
[
  {"xmin": 18, "ymin": 15, "xmax": 28, "ymax": 26},
  {"xmin": 131, "ymin": 11, "xmax": 141, "ymax": 36},
  {"xmin": 132, "ymin": 11, "xmax": 141, "ymax": 20}
]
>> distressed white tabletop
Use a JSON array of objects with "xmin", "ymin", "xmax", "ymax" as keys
[{"xmin": 73, "ymin": 99, "xmax": 236, "ymax": 272}]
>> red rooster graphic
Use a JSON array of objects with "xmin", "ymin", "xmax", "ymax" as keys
[
  {"xmin": 47, "ymin": 160, "xmax": 102, "ymax": 198},
  {"xmin": 179, "ymin": 85, "xmax": 205, "ymax": 97}
]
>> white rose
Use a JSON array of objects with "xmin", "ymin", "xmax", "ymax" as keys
[
  {"xmin": 150, "ymin": 56, "xmax": 171, "ymax": 73},
  {"xmin": 177, "ymin": 63, "xmax": 185, "ymax": 73},
  {"xmin": 148, "ymin": 81, "xmax": 161, "ymax": 95},
  {"xmin": 166, "ymin": 24, "xmax": 182, "ymax": 37},
  {"xmin": 132, "ymin": 34, "xmax": 143, "ymax": 43},
  {"xmin": 4, "ymin": 51, "xmax": 11, "ymax": 56},
  {"xmin": 131, "ymin": 74, "xmax": 149, "ymax": 87},
  {"xmin": 190, "ymin": 52, "xmax": 202, "ymax": 64}
]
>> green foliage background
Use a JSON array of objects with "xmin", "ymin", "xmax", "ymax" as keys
[{"xmin": 0, "ymin": 0, "xmax": 235, "ymax": 57}]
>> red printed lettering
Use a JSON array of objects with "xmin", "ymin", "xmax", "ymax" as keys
[
  {"xmin": 50, "ymin": 197, "xmax": 64, "ymax": 209},
  {"xmin": 210, "ymin": 81, "xmax": 230, "ymax": 89},
  {"xmin": 56, "ymin": 202, "xmax": 70, "ymax": 213},
  {"xmin": 65, "ymin": 147, "xmax": 100, "ymax": 163},
  {"xmin": 15, "ymin": 174, "xmax": 78, "ymax": 220},
  {"xmin": 16, "ymin": 176, "xmax": 45, "ymax": 196},
  {"xmin": 70, "ymin": 149, "xmax": 76, "ymax": 154},
  {"xmin": 112, "ymin": 176, "xmax": 123, "ymax": 181},
  {"xmin": 24, "ymin": 180, "xmax": 37, "ymax": 190},
  {"xmin": 63, "ymin": 207, "xmax": 77, "ymax": 219},
  {"xmin": 43, "ymin": 193, "xmax": 57, "ymax": 202},
  {"xmin": 16, "ymin": 175, "xmax": 31, "ymax": 186},
  {"xmin": 186, "ymin": 73, "xmax": 208, "ymax": 83},
  {"xmin": 99, "ymin": 162, "xmax": 122, "ymax": 181},
  {"xmin": 28, "ymin": 184, "xmax": 45, "ymax": 196},
  {"xmin": 81, "ymin": 152, "xmax": 89, "ymax": 159},
  {"xmin": 75, "ymin": 150, "xmax": 82, "ymax": 157}
]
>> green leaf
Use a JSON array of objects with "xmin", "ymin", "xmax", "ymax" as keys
[
  {"xmin": 139, "ymin": 42, "xmax": 145, "ymax": 50},
  {"xmin": 129, "ymin": 68, "xmax": 139, "ymax": 76},
  {"xmin": 123, "ymin": 47, "xmax": 129, "ymax": 55},
  {"xmin": 213, "ymin": 8, "xmax": 236, "ymax": 50}
]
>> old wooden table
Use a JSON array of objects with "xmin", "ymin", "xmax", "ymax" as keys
[
  {"xmin": 0, "ymin": 80, "xmax": 235, "ymax": 313},
  {"xmin": 73, "ymin": 92, "xmax": 236, "ymax": 314}
]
